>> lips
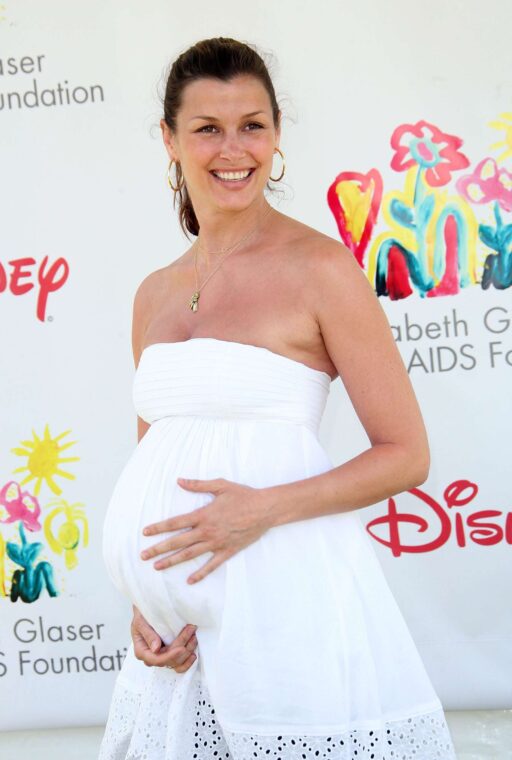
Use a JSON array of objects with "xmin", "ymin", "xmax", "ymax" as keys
[
  {"xmin": 209, "ymin": 168, "xmax": 256, "ymax": 186},
  {"xmin": 210, "ymin": 168, "xmax": 255, "ymax": 179}
]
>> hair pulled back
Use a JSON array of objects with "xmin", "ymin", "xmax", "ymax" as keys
[{"xmin": 160, "ymin": 37, "xmax": 282, "ymax": 238}]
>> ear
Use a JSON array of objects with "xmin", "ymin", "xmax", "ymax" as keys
[{"xmin": 160, "ymin": 118, "xmax": 178, "ymax": 162}]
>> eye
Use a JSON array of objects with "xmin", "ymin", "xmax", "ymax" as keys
[{"xmin": 196, "ymin": 122, "xmax": 264, "ymax": 133}]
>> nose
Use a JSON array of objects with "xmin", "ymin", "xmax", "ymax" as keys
[{"xmin": 219, "ymin": 130, "xmax": 247, "ymax": 161}]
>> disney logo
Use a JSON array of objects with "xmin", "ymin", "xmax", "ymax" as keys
[{"xmin": 366, "ymin": 479, "xmax": 509, "ymax": 556}]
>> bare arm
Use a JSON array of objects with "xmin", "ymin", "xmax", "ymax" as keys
[
  {"xmin": 130, "ymin": 273, "xmax": 198, "ymax": 670},
  {"xmin": 260, "ymin": 240, "xmax": 430, "ymax": 528},
  {"xmin": 132, "ymin": 274, "xmax": 153, "ymax": 443}
]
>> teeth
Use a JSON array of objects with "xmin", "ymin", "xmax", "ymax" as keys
[{"xmin": 212, "ymin": 170, "xmax": 252, "ymax": 180}]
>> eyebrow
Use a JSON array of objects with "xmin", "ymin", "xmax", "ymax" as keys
[{"xmin": 189, "ymin": 110, "xmax": 265, "ymax": 122}]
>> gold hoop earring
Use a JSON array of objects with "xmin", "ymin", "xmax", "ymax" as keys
[
  {"xmin": 167, "ymin": 159, "xmax": 185, "ymax": 192},
  {"xmin": 269, "ymin": 147, "xmax": 285, "ymax": 182}
]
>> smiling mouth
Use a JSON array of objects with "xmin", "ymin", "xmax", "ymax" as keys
[{"xmin": 210, "ymin": 168, "xmax": 256, "ymax": 182}]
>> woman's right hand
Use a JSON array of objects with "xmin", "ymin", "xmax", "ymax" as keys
[{"xmin": 131, "ymin": 605, "xmax": 198, "ymax": 673}]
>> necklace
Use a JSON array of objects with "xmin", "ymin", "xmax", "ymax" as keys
[{"xmin": 189, "ymin": 204, "xmax": 274, "ymax": 312}]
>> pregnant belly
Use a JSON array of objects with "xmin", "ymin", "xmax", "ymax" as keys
[{"xmin": 102, "ymin": 416, "xmax": 333, "ymax": 640}]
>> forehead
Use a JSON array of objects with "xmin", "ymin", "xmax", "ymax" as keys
[{"xmin": 180, "ymin": 75, "xmax": 271, "ymax": 117}]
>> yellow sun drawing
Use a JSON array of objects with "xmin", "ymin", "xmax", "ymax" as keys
[
  {"xmin": 488, "ymin": 112, "xmax": 512, "ymax": 163},
  {"xmin": 11, "ymin": 423, "xmax": 79, "ymax": 496}
]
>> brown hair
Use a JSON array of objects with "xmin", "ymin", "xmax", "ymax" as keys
[{"xmin": 159, "ymin": 37, "xmax": 283, "ymax": 239}]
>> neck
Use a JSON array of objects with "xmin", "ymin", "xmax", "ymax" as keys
[{"xmin": 193, "ymin": 199, "xmax": 272, "ymax": 253}]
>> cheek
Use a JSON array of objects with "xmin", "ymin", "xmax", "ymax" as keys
[
  {"xmin": 184, "ymin": 139, "xmax": 216, "ymax": 165},
  {"xmin": 251, "ymin": 133, "xmax": 275, "ymax": 154}
]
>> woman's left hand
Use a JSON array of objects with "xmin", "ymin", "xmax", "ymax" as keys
[{"xmin": 140, "ymin": 477, "xmax": 272, "ymax": 584}]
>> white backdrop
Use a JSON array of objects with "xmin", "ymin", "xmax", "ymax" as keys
[{"xmin": 0, "ymin": 0, "xmax": 510, "ymax": 731}]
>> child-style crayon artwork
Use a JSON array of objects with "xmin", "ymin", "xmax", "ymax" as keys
[
  {"xmin": 327, "ymin": 115, "xmax": 512, "ymax": 297},
  {"xmin": 0, "ymin": 423, "xmax": 88, "ymax": 603}
]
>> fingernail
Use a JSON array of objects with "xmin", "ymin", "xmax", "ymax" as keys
[{"xmin": 151, "ymin": 641, "xmax": 159, "ymax": 652}]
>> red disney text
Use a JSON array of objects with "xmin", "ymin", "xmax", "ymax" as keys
[
  {"xmin": 0, "ymin": 256, "xmax": 70, "ymax": 322},
  {"xmin": 366, "ymin": 478, "xmax": 510, "ymax": 557}
]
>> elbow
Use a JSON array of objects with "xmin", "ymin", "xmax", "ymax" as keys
[
  {"xmin": 410, "ymin": 447, "xmax": 430, "ymax": 487},
  {"xmin": 379, "ymin": 441, "xmax": 431, "ymax": 491},
  {"xmin": 413, "ymin": 466, "xmax": 430, "ymax": 487},
  {"xmin": 391, "ymin": 442, "xmax": 430, "ymax": 489}
]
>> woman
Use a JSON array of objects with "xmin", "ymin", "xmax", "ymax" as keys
[{"xmin": 99, "ymin": 37, "xmax": 457, "ymax": 759}]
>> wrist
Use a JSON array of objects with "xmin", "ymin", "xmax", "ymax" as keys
[{"xmin": 257, "ymin": 486, "xmax": 281, "ymax": 530}]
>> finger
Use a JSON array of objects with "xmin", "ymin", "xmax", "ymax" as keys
[
  {"xmin": 177, "ymin": 477, "xmax": 228, "ymax": 494},
  {"xmin": 174, "ymin": 623, "xmax": 198, "ymax": 646},
  {"xmin": 151, "ymin": 626, "xmax": 198, "ymax": 666},
  {"xmin": 157, "ymin": 646, "xmax": 193, "ymax": 668},
  {"xmin": 140, "ymin": 528, "xmax": 201, "ymax": 561},
  {"xmin": 149, "ymin": 638, "xmax": 198, "ymax": 669},
  {"xmin": 133, "ymin": 635, "xmax": 156, "ymax": 664},
  {"xmin": 132, "ymin": 630, "xmax": 147, "ymax": 658},
  {"xmin": 153, "ymin": 541, "xmax": 212, "ymax": 571},
  {"xmin": 133, "ymin": 624, "xmax": 195, "ymax": 665},
  {"xmin": 187, "ymin": 552, "xmax": 228, "ymax": 584},
  {"xmin": 131, "ymin": 625, "xmax": 157, "ymax": 656},
  {"xmin": 177, "ymin": 477, "xmax": 214, "ymax": 490},
  {"xmin": 135, "ymin": 640, "xmax": 192, "ymax": 668},
  {"xmin": 136, "ymin": 619, "xmax": 164, "ymax": 653},
  {"xmin": 184, "ymin": 634, "xmax": 198, "ymax": 652},
  {"xmin": 171, "ymin": 642, "xmax": 198, "ymax": 666},
  {"xmin": 143, "ymin": 510, "xmax": 200, "ymax": 537},
  {"xmin": 132, "ymin": 631, "xmax": 163, "ymax": 662},
  {"xmin": 173, "ymin": 651, "xmax": 197, "ymax": 674},
  {"xmin": 131, "ymin": 606, "xmax": 164, "ymax": 653}
]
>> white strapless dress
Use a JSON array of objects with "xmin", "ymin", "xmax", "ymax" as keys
[{"xmin": 99, "ymin": 338, "xmax": 457, "ymax": 760}]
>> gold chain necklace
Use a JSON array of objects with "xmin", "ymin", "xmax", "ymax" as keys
[{"xmin": 189, "ymin": 204, "xmax": 274, "ymax": 312}]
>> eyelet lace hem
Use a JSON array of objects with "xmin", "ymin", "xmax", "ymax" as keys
[{"xmin": 98, "ymin": 666, "xmax": 457, "ymax": 760}]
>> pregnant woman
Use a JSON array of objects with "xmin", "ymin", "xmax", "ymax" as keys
[{"xmin": 99, "ymin": 36, "xmax": 457, "ymax": 760}]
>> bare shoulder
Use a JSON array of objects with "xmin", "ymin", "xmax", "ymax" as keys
[
  {"xmin": 131, "ymin": 265, "xmax": 175, "ymax": 366},
  {"xmin": 298, "ymin": 230, "xmax": 394, "ymax": 363},
  {"xmin": 277, "ymin": 214, "xmax": 357, "ymax": 275},
  {"xmin": 293, "ymin": 226, "xmax": 363, "ymax": 278},
  {"xmin": 278, "ymin": 223, "xmax": 370, "ymax": 312},
  {"xmin": 274, "ymin": 214, "xmax": 378, "ymax": 342},
  {"xmin": 286, "ymin": 226, "xmax": 375, "ymax": 310},
  {"xmin": 135, "ymin": 254, "xmax": 188, "ymax": 299}
]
